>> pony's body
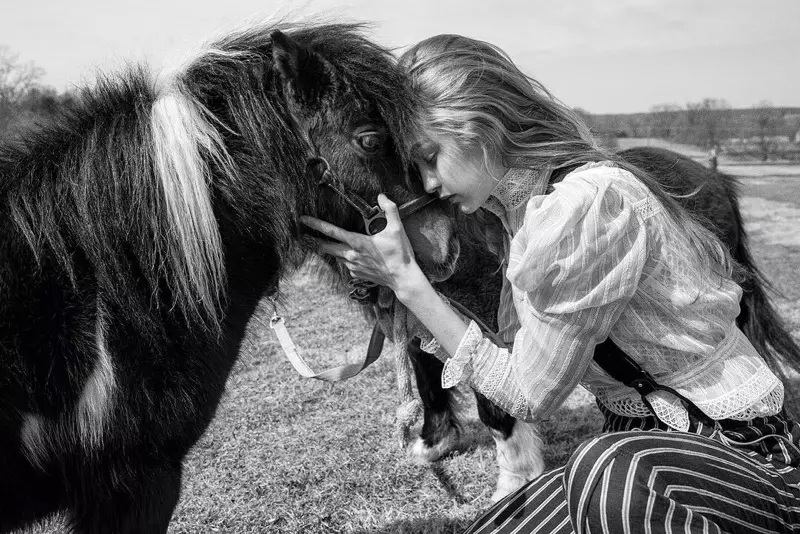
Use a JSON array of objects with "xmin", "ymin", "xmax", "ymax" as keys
[
  {"xmin": 0, "ymin": 23, "xmax": 457, "ymax": 533},
  {"xmin": 408, "ymin": 146, "xmax": 800, "ymax": 500}
]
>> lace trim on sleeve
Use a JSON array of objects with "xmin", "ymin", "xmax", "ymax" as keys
[
  {"xmin": 419, "ymin": 337, "xmax": 441, "ymax": 354},
  {"xmin": 441, "ymin": 320, "xmax": 481, "ymax": 389}
]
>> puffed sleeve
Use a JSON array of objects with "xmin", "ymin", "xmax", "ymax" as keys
[{"xmin": 441, "ymin": 169, "xmax": 648, "ymax": 421}]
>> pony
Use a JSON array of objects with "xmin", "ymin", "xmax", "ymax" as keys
[
  {"xmin": 0, "ymin": 22, "xmax": 459, "ymax": 533},
  {"xmin": 399, "ymin": 146, "xmax": 800, "ymax": 501}
]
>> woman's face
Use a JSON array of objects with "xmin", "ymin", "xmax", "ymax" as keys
[{"xmin": 413, "ymin": 129, "xmax": 505, "ymax": 214}]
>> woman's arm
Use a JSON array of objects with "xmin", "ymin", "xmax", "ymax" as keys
[
  {"xmin": 301, "ymin": 169, "xmax": 649, "ymax": 422},
  {"xmin": 392, "ymin": 266, "xmax": 469, "ymax": 358}
]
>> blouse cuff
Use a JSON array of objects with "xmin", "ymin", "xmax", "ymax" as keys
[
  {"xmin": 442, "ymin": 320, "xmax": 483, "ymax": 389},
  {"xmin": 419, "ymin": 336, "xmax": 441, "ymax": 354}
]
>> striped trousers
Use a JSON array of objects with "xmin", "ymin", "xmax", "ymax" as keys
[{"xmin": 466, "ymin": 405, "xmax": 800, "ymax": 533}]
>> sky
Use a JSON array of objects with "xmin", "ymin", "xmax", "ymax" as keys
[{"xmin": 1, "ymin": 0, "xmax": 798, "ymax": 114}]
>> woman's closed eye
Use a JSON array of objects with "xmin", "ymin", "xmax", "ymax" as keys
[
  {"xmin": 413, "ymin": 140, "xmax": 439, "ymax": 167},
  {"xmin": 423, "ymin": 151, "xmax": 438, "ymax": 166}
]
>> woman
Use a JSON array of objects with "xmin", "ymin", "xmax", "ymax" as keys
[{"xmin": 301, "ymin": 34, "xmax": 800, "ymax": 533}]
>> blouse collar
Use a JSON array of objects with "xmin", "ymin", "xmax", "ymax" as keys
[{"xmin": 482, "ymin": 166, "xmax": 550, "ymax": 220}]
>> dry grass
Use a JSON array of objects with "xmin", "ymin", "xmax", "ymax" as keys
[
  {"xmin": 161, "ymin": 271, "xmax": 605, "ymax": 534},
  {"xmin": 18, "ymin": 166, "xmax": 800, "ymax": 534}
]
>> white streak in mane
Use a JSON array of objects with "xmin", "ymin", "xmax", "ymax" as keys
[
  {"xmin": 150, "ymin": 87, "xmax": 233, "ymax": 323},
  {"xmin": 76, "ymin": 297, "xmax": 116, "ymax": 451},
  {"xmin": 20, "ymin": 413, "xmax": 47, "ymax": 469}
]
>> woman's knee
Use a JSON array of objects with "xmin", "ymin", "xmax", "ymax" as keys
[
  {"xmin": 562, "ymin": 432, "xmax": 648, "ymax": 525},
  {"xmin": 564, "ymin": 432, "xmax": 637, "ymax": 485}
]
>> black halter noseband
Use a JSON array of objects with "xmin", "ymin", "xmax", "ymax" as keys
[
  {"xmin": 309, "ymin": 157, "xmax": 437, "ymax": 300},
  {"xmin": 310, "ymin": 157, "xmax": 437, "ymax": 235}
]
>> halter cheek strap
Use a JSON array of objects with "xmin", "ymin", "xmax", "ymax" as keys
[{"xmin": 310, "ymin": 156, "xmax": 437, "ymax": 238}]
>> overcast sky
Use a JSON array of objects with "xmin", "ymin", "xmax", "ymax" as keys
[{"xmin": 2, "ymin": 0, "xmax": 797, "ymax": 113}]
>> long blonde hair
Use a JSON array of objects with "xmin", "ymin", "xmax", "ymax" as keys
[{"xmin": 400, "ymin": 34, "xmax": 740, "ymax": 284}]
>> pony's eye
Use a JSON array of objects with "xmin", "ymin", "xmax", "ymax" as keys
[{"xmin": 357, "ymin": 133, "xmax": 382, "ymax": 153}]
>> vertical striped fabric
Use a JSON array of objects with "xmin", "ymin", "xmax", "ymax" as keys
[{"xmin": 465, "ymin": 407, "xmax": 800, "ymax": 534}]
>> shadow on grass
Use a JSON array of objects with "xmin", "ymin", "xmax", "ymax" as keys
[
  {"xmin": 452, "ymin": 420, "xmax": 498, "ymax": 452},
  {"xmin": 541, "ymin": 402, "xmax": 605, "ymax": 468},
  {"xmin": 428, "ymin": 463, "xmax": 470, "ymax": 505},
  {"xmin": 350, "ymin": 515, "xmax": 474, "ymax": 534}
]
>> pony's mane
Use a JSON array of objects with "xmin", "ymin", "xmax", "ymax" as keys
[
  {"xmin": 0, "ymin": 67, "xmax": 231, "ymax": 325},
  {"xmin": 149, "ymin": 88, "xmax": 233, "ymax": 322},
  {"xmin": 0, "ymin": 21, "xmax": 415, "ymax": 330}
]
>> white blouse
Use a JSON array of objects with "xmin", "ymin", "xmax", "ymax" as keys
[{"xmin": 437, "ymin": 161, "xmax": 783, "ymax": 431}]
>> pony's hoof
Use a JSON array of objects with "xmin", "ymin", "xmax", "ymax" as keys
[
  {"xmin": 491, "ymin": 472, "xmax": 531, "ymax": 502},
  {"xmin": 409, "ymin": 431, "xmax": 459, "ymax": 464}
]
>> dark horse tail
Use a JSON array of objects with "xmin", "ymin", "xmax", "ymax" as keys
[
  {"xmin": 619, "ymin": 147, "xmax": 800, "ymax": 414},
  {"xmin": 728, "ymin": 186, "xmax": 800, "ymax": 393}
]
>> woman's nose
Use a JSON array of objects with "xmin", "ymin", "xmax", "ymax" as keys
[{"xmin": 421, "ymin": 171, "xmax": 440, "ymax": 195}]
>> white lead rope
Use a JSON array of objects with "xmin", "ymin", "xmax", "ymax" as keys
[{"xmin": 269, "ymin": 311, "xmax": 384, "ymax": 382}]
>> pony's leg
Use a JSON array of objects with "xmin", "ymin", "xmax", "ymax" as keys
[
  {"xmin": 0, "ymin": 444, "xmax": 65, "ymax": 533},
  {"xmin": 67, "ymin": 460, "xmax": 183, "ymax": 534},
  {"xmin": 408, "ymin": 339, "xmax": 461, "ymax": 462},
  {"xmin": 475, "ymin": 391, "xmax": 546, "ymax": 502}
]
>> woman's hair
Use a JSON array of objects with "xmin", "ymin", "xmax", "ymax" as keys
[{"xmin": 399, "ymin": 34, "xmax": 741, "ymax": 284}]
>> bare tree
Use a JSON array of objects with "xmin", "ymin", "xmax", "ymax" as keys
[
  {"xmin": 753, "ymin": 100, "xmax": 783, "ymax": 162},
  {"xmin": 0, "ymin": 46, "xmax": 45, "ymax": 134},
  {"xmin": 684, "ymin": 98, "xmax": 730, "ymax": 148},
  {"xmin": 649, "ymin": 103, "xmax": 683, "ymax": 139}
]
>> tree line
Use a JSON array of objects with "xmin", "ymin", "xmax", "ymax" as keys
[
  {"xmin": 0, "ymin": 46, "xmax": 78, "ymax": 140},
  {"xmin": 577, "ymin": 99, "xmax": 800, "ymax": 162},
  {"xmin": 2, "ymin": 46, "xmax": 799, "ymax": 161}
]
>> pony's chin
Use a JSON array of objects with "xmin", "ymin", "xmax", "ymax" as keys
[{"xmin": 419, "ymin": 235, "xmax": 460, "ymax": 283}]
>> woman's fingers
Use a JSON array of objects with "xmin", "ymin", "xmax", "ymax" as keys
[
  {"xmin": 300, "ymin": 216, "xmax": 361, "ymax": 247},
  {"xmin": 314, "ymin": 239, "xmax": 354, "ymax": 259},
  {"xmin": 377, "ymin": 194, "xmax": 401, "ymax": 231},
  {"xmin": 300, "ymin": 203, "xmax": 416, "ymax": 290}
]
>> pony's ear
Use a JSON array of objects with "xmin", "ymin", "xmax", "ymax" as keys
[{"xmin": 271, "ymin": 30, "xmax": 334, "ymax": 107}]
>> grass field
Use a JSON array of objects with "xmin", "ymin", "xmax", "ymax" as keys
[{"xmin": 19, "ymin": 150, "xmax": 800, "ymax": 534}]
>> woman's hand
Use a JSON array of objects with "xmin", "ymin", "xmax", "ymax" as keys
[
  {"xmin": 300, "ymin": 194, "xmax": 426, "ymax": 295},
  {"xmin": 303, "ymin": 194, "xmax": 470, "ymax": 359}
]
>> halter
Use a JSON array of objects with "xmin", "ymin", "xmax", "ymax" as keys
[
  {"xmin": 310, "ymin": 157, "xmax": 436, "ymax": 236},
  {"xmin": 308, "ymin": 156, "xmax": 437, "ymax": 300},
  {"xmin": 269, "ymin": 156, "xmax": 439, "ymax": 382}
]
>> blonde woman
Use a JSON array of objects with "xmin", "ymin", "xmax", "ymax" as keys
[{"xmin": 302, "ymin": 35, "xmax": 800, "ymax": 533}]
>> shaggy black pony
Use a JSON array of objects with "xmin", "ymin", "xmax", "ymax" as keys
[
  {"xmin": 0, "ymin": 22, "xmax": 458, "ymax": 533},
  {"xmin": 405, "ymin": 146, "xmax": 800, "ymax": 500}
]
